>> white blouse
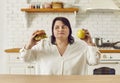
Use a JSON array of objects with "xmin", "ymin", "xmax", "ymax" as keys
[{"xmin": 20, "ymin": 38, "xmax": 100, "ymax": 75}]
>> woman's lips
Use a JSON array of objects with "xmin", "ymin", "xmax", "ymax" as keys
[{"xmin": 58, "ymin": 32, "xmax": 64, "ymax": 34}]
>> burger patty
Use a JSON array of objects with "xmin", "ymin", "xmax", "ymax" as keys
[{"xmin": 34, "ymin": 34, "xmax": 47, "ymax": 41}]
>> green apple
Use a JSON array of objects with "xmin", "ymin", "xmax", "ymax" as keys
[{"xmin": 77, "ymin": 29, "xmax": 85, "ymax": 39}]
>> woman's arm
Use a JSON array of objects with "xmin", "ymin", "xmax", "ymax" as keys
[
  {"xmin": 79, "ymin": 29, "xmax": 101, "ymax": 65},
  {"xmin": 86, "ymin": 46, "xmax": 101, "ymax": 65},
  {"xmin": 19, "ymin": 30, "xmax": 46, "ymax": 62},
  {"xmin": 19, "ymin": 47, "xmax": 37, "ymax": 63}
]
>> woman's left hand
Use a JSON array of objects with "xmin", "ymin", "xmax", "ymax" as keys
[{"xmin": 80, "ymin": 29, "xmax": 95, "ymax": 46}]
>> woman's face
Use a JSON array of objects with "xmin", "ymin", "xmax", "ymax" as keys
[{"xmin": 53, "ymin": 20, "xmax": 69, "ymax": 39}]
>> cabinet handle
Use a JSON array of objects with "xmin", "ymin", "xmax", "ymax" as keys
[
  {"xmin": 100, "ymin": 62, "xmax": 119, "ymax": 64},
  {"xmin": 27, "ymin": 66, "xmax": 34, "ymax": 68},
  {"xmin": 16, "ymin": 57, "xmax": 20, "ymax": 59},
  {"xmin": 31, "ymin": 66, "xmax": 34, "ymax": 68},
  {"xmin": 27, "ymin": 66, "xmax": 31, "ymax": 68}
]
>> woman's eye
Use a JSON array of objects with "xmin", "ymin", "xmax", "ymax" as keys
[
  {"xmin": 54, "ymin": 25, "xmax": 68, "ymax": 29},
  {"xmin": 62, "ymin": 25, "xmax": 67, "ymax": 29},
  {"xmin": 55, "ymin": 26, "xmax": 59, "ymax": 29}
]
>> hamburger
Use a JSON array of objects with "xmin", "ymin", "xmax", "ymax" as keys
[{"xmin": 34, "ymin": 30, "xmax": 47, "ymax": 41}]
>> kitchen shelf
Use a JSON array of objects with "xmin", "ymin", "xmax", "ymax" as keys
[
  {"xmin": 4, "ymin": 48, "xmax": 120, "ymax": 53},
  {"xmin": 21, "ymin": 8, "xmax": 79, "ymax": 13},
  {"xmin": 99, "ymin": 49, "xmax": 120, "ymax": 53},
  {"xmin": 4, "ymin": 48, "xmax": 20, "ymax": 53}
]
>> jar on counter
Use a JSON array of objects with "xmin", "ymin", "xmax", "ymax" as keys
[
  {"xmin": 42, "ymin": 2, "xmax": 52, "ymax": 8},
  {"xmin": 30, "ymin": 2, "xmax": 41, "ymax": 9},
  {"xmin": 52, "ymin": 2, "xmax": 63, "ymax": 8}
]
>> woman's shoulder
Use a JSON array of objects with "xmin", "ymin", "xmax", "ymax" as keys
[
  {"xmin": 70, "ymin": 38, "xmax": 88, "ymax": 50},
  {"xmin": 74, "ymin": 38, "xmax": 87, "ymax": 46}
]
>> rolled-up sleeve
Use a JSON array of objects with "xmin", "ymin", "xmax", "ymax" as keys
[
  {"xmin": 87, "ymin": 46, "xmax": 101, "ymax": 65},
  {"xmin": 19, "ymin": 47, "xmax": 37, "ymax": 62},
  {"xmin": 19, "ymin": 39, "xmax": 50, "ymax": 63}
]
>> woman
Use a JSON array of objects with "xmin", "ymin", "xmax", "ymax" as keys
[{"xmin": 20, "ymin": 17, "xmax": 100, "ymax": 75}]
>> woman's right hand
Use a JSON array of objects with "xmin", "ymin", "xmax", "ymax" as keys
[{"xmin": 25, "ymin": 30, "xmax": 43, "ymax": 49}]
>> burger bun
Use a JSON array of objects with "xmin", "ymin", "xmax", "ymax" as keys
[{"xmin": 34, "ymin": 30, "xmax": 47, "ymax": 41}]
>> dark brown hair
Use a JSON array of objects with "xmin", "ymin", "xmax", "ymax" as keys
[{"xmin": 51, "ymin": 17, "xmax": 74, "ymax": 44}]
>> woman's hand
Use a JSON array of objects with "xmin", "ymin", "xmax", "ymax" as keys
[
  {"xmin": 25, "ymin": 30, "xmax": 43, "ymax": 49},
  {"xmin": 80, "ymin": 29, "xmax": 95, "ymax": 46}
]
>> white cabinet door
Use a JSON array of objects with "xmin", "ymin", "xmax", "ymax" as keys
[
  {"xmin": 9, "ymin": 64, "xmax": 36, "ymax": 74},
  {"xmin": 9, "ymin": 64, "xmax": 30, "ymax": 74},
  {"xmin": 7, "ymin": 53, "xmax": 36, "ymax": 74}
]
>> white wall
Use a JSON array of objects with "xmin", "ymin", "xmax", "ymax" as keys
[{"xmin": 0, "ymin": 0, "xmax": 8, "ymax": 74}]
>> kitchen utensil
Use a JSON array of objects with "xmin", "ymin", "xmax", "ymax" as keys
[
  {"xmin": 112, "ymin": 41, "xmax": 120, "ymax": 49},
  {"xmin": 92, "ymin": 38, "xmax": 103, "ymax": 47}
]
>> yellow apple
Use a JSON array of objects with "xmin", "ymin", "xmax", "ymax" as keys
[{"xmin": 77, "ymin": 29, "xmax": 85, "ymax": 39}]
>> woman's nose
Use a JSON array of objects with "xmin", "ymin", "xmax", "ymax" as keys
[{"xmin": 58, "ymin": 27, "xmax": 63, "ymax": 31}]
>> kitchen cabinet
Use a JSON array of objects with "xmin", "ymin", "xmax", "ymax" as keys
[
  {"xmin": 88, "ymin": 53, "xmax": 120, "ymax": 75},
  {"xmin": 8, "ymin": 64, "xmax": 35, "ymax": 74},
  {"xmin": 7, "ymin": 53, "xmax": 36, "ymax": 74},
  {"xmin": 5, "ymin": 48, "xmax": 120, "ymax": 75},
  {"xmin": 88, "ymin": 62, "xmax": 120, "ymax": 75}
]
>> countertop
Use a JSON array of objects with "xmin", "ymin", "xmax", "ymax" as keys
[
  {"xmin": 0, "ymin": 75, "xmax": 120, "ymax": 83},
  {"xmin": 4, "ymin": 48, "xmax": 120, "ymax": 53}
]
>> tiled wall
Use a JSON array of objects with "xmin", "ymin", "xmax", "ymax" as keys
[{"xmin": 5, "ymin": 0, "xmax": 120, "ymax": 48}]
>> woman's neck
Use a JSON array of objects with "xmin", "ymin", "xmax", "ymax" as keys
[
  {"xmin": 55, "ymin": 39, "xmax": 68, "ymax": 46},
  {"xmin": 55, "ymin": 38, "xmax": 69, "ymax": 56}
]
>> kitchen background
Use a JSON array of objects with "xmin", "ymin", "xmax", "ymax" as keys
[
  {"xmin": 0, "ymin": 0, "xmax": 120, "ymax": 74},
  {"xmin": 4, "ymin": 0, "xmax": 120, "ymax": 49}
]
